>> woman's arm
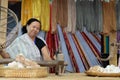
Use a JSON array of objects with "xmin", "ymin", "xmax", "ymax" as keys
[
  {"xmin": 41, "ymin": 46, "xmax": 52, "ymax": 61},
  {"xmin": 0, "ymin": 50, "xmax": 10, "ymax": 58}
]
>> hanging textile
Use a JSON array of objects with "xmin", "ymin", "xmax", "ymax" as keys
[
  {"xmin": 116, "ymin": 0, "xmax": 120, "ymax": 30},
  {"xmin": 56, "ymin": 0, "xmax": 68, "ymax": 28},
  {"xmin": 76, "ymin": 0, "xmax": 84, "ymax": 31},
  {"xmin": 32, "ymin": 0, "xmax": 41, "ymax": 21},
  {"xmin": 46, "ymin": 1, "xmax": 54, "ymax": 59},
  {"xmin": 51, "ymin": 0, "xmax": 57, "ymax": 33},
  {"xmin": 21, "ymin": 0, "xmax": 33, "ymax": 26},
  {"xmin": 93, "ymin": 0, "xmax": 103, "ymax": 33},
  {"xmin": 65, "ymin": 0, "xmax": 76, "ymax": 33},
  {"xmin": 76, "ymin": 0, "xmax": 103, "ymax": 32},
  {"xmin": 102, "ymin": 0, "xmax": 116, "ymax": 34},
  {"xmin": 40, "ymin": 0, "xmax": 50, "ymax": 31},
  {"xmin": 21, "ymin": 0, "xmax": 50, "ymax": 31}
]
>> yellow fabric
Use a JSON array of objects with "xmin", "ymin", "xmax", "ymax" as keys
[
  {"xmin": 32, "ymin": 0, "xmax": 41, "ymax": 21},
  {"xmin": 40, "ymin": 0, "xmax": 50, "ymax": 31},
  {"xmin": 21, "ymin": 0, "xmax": 50, "ymax": 31},
  {"xmin": 21, "ymin": 0, "xmax": 33, "ymax": 26}
]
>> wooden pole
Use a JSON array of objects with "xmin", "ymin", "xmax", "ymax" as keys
[
  {"xmin": 0, "ymin": 0, "xmax": 8, "ymax": 45},
  {"xmin": 102, "ymin": 0, "xmax": 117, "ymax": 66},
  {"xmin": 109, "ymin": 32, "xmax": 117, "ymax": 66}
]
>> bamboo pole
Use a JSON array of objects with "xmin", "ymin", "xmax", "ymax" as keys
[{"xmin": 0, "ymin": 0, "xmax": 8, "ymax": 45}]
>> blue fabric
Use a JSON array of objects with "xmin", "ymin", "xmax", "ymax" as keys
[
  {"xmin": 75, "ymin": 31, "xmax": 100, "ymax": 67},
  {"xmin": 57, "ymin": 24, "xmax": 74, "ymax": 72},
  {"xmin": 67, "ymin": 33, "xmax": 85, "ymax": 72},
  {"xmin": 84, "ymin": 29, "xmax": 101, "ymax": 53}
]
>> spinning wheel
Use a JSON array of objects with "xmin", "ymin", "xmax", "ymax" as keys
[{"xmin": 0, "ymin": 6, "xmax": 18, "ymax": 50}]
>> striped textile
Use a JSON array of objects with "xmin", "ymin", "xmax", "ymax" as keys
[
  {"xmin": 64, "ymin": 32, "xmax": 79, "ymax": 72},
  {"xmin": 67, "ymin": 33, "xmax": 85, "ymax": 72},
  {"xmin": 75, "ymin": 31, "xmax": 101, "ymax": 67},
  {"xmin": 57, "ymin": 24, "xmax": 74, "ymax": 72},
  {"xmin": 81, "ymin": 32, "xmax": 101, "ymax": 63},
  {"xmin": 72, "ymin": 34, "xmax": 90, "ymax": 70}
]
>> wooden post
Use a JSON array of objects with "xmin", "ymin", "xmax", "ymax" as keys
[
  {"xmin": 102, "ymin": 1, "xmax": 117, "ymax": 66},
  {"xmin": 109, "ymin": 32, "xmax": 117, "ymax": 66},
  {"xmin": 0, "ymin": 0, "xmax": 8, "ymax": 45}
]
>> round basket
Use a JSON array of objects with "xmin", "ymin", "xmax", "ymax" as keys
[{"xmin": 85, "ymin": 71, "xmax": 120, "ymax": 77}]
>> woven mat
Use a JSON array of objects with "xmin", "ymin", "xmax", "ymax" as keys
[
  {"xmin": 0, "ymin": 73, "xmax": 119, "ymax": 80},
  {"xmin": 0, "ymin": 67, "xmax": 48, "ymax": 78}
]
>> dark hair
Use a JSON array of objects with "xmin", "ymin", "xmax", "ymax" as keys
[{"xmin": 22, "ymin": 18, "xmax": 41, "ymax": 34}]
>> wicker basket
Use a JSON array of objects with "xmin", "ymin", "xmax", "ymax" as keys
[
  {"xmin": 85, "ymin": 71, "xmax": 120, "ymax": 77},
  {"xmin": 0, "ymin": 67, "xmax": 48, "ymax": 78},
  {"xmin": 0, "ymin": 67, "xmax": 5, "ymax": 77}
]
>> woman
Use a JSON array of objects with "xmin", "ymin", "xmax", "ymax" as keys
[{"xmin": 0, "ymin": 18, "xmax": 51, "ymax": 61}]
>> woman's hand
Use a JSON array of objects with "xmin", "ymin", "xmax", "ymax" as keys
[{"xmin": 0, "ymin": 49, "xmax": 10, "ymax": 58}]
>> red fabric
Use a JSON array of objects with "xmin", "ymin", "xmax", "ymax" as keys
[
  {"xmin": 63, "ymin": 32, "xmax": 79, "ymax": 72},
  {"xmin": 46, "ymin": 4, "xmax": 55, "ymax": 73}
]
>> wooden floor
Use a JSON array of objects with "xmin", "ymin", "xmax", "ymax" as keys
[{"xmin": 0, "ymin": 73, "xmax": 120, "ymax": 80}]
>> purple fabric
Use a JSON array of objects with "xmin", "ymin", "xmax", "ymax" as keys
[{"xmin": 117, "ymin": 31, "xmax": 120, "ymax": 54}]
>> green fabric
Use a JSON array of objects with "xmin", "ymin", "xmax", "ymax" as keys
[{"xmin": 105, "ymin": 36, "xmax": 109, "ymax": 54}]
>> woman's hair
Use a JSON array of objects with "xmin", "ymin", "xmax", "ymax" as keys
[{"xmin": 22, "ymin": 18, "xmax": 41, "ymax": 34}]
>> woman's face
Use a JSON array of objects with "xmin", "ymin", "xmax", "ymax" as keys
[{"xmin": 27, "ymin": 21, "xmax": 40, "ymax": 38}]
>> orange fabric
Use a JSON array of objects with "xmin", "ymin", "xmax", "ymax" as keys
[
  {"xmin": 56, "ymin": 0, "xmax": 68, "ymax": 28},
  {"xmin": 102, "ymin": 1, "xmax": 116, "ymax": 34},
  {"xmin": 51, "ymin": 0, "xmax": 57, "ymax": 33},
  {"xmin": 65, "ymin": 0, "xmax": 76, "ymax": 33}
]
